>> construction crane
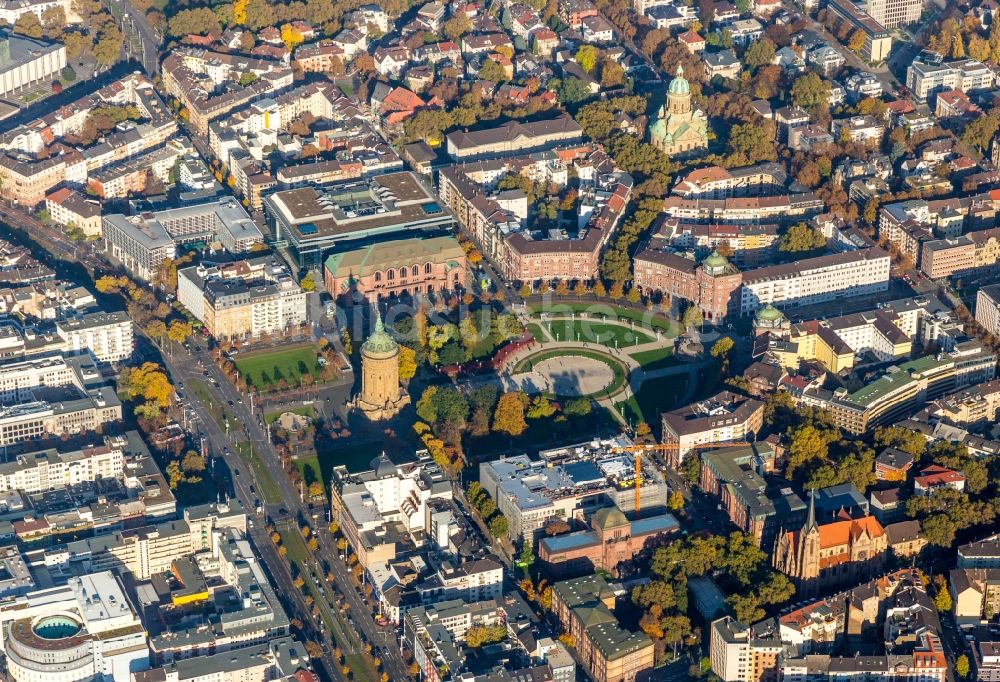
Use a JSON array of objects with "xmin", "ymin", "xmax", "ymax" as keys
[{"xmin": 612, "ymin": 442, "xmax": 756, "ymax": 513}]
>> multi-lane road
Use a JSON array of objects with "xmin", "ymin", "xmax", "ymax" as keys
[{"xmin": 163, "ymin": 340, "xmax": 412, "ymax": 682}]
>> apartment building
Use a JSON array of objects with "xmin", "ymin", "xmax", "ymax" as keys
[
  {"xmin": 0, "ymin": 443, "xmax": 123, "ymax": 494},
  {"xmin": 662, "ymin": 193, "xmax": 824, "ymax": 224},
  {"xmin": 445, "ymin": 115, "xmax": 583, "ymax": 161},
  {"xmin": 177, "ymin": 257, "xmax": 306, "ymax": 340},
  {"xmin": 906, "ymin": 58, "xmax": 995, "ymax": 101},
  {"xmin": 660, "ymin": 391, "xmax": 765, "ymax": 467},
  {"xmin": 787, "ymin": 347, "xmax": 997, "ymax": 434},
  {"xmin": 55, "ymin": 311, "xmax": 133, "ymax": 363},
  {"xmin": 161, "ymin": 49, "xmax": 294, "ymax": 135},
  {"xmin": 710, "ymin": 617, "xmax": 783, "ymax": 682},
  {"xmin": 69, "ymin": 502, "xmax": 246, "ymax": 580},
  {"xmin": 920, "ymin": 227, "xmax": 1000, "ymax": 279},
  {"xmin": 135, "ymin": 637, "xmax": 306, "ymax": 682},
  {"xmin": 44, "ymin": 188, "xmax": 102, "ymax": 237},
  {"xmin": 438, "ymin": 149, "xmax": 630, "ymax": 282},
  {"xmin": 739, "ymin": 247, "xmax": 891, "ymax": 315}
]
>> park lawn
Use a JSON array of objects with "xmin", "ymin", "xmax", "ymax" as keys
[
  {"xmin": 234, "ymin": 441, "xmax": 282, "ymax": 504},
  {"xmin": 528, "ymin": 302, "xmax": 680, "ymax": 336},
  {"xmin": 544, "ymin": 319, "xmax": 653, "ymax": 347},
  {"xmin": 526, "ymin": 323, "xmax": 548, "ymax": 342},
  {"xmin": 629, "ymin": 346, "xmax": 682, "ymax": 372},
  {"xmin": 615, "ymin": 374, "xmax": 689, "ymax": 426},
  {"xmin": 265, "ymin": 405, "xmax": 316, "ymax": 424},
  {"xmin": 234, "ymin": 344, "xmax": 322, "ymax": 390}
]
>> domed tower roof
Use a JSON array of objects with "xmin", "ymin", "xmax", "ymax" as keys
[
  {"xmin": 756, "ymin": 304, "xmax": 784, "ymax": 324},
  {"xmin": 592, "ymin": 506, "xmax": 629, "ymax": 531},
  {"xmin": 361, "ymin": 312, "xmax": 399, "ymax": 357},
  {"xmin": 703, "ymin": 249, "xmax": 728, "ymax": 270},
  {"xmin": 668, "ymin": 65, "xmax": 690, "ymax": 96},
  {"xmin": 370, "ymin": 451, "xmax": 395, "ymax": 478}
]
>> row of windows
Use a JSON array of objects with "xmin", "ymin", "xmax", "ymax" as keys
[{"xmin": 373, "ymin": 263, "xmax": 436, "ymax": 282}]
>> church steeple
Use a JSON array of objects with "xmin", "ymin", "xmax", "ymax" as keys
[{"xmin": 804, "ymin": 489, "xmax": 818, "ymax": 535}]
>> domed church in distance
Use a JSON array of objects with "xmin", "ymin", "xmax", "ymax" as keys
[{"xmin": 649, "ymin": 65, "xmax": 708, "ymax": 156}]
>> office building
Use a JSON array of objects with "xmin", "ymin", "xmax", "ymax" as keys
[
  {"xmin": 906, "ymin": 58, "xmax": 995, "ymax": 101},
  {"xmin": 103, "ymin": 199, "xmax": 264, "ymax": 281},
  {"xmin": 551, "ymin": 575, "xmax": 654, "ymax": 682},
  {"xmin": 976, "ymin": 284, "xmax": 1000, "ymax": 337},
  {"xmin": 739, "ymin": 248, "xmax": 891, "ymax": 315},
  {"xmin": 826, "ymin": 0, "xmax": 892, "ymax": 62},
  {"xmin": 478, "ymin": 436, "xmax": 667, "ymax": 542},
  {"xmin": 0, "ymin": 572, "xmax": 149, "ymax": 682},
  {"xmin": 264, "ymin": 172, "xmax": 454, "ymax": 269},
  {"xmin": 0, "ymin": 31, "xmax": 66, "ymax": 98},
  {"xmin": 177, "ymin": 257, "xmax": 306, "ymax": 340}
]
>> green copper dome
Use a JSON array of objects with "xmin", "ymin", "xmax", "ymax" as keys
[
  {"xmin": 756, "ymin": 304, "xmax": 784, "ymax": 322},
  {"xmin": 668, "ymin": 65, "xmax": 690, "ymax": 96},
  {"xmin": 361, "ymin": 312, "xmax": 399, "ymax": 356},
  {"xmin": 703, "ymin": 250, "xmax": 728, "ymax": 269}
]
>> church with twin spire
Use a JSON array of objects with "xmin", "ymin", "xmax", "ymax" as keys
[{"xmin": 772, "ymin": 491, "xmax": 889, "ymax": 599}]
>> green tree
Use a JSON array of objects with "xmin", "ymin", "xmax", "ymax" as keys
[
  {"xmin": 779, "ymin": 223, "xmax": 827, "ymax": 254},
  {"xmin": 847, "ymin": 29, "xmax": 865, "ymax": 52},
  {"xmin": 442, "ymin": 13, "xmax": 472, "ymax": 40},
  {"xmin": 575, "ymin": 44, "xmax": 599, "ymax": 73},
  {"xmin": 668, "ymin": 490, "xmax": 685, "ymax": 511},
  {"xmin": 933, "ymin": 580, "xmax": 952, "ymax": 612},
  {"xmin": 791, "ymin": 72, "xmax": 830, "ymax": 111},
  {"xmin": 956, "ymin": 654, "xmax": 970, "ymax": 679},
  {"xmin": 786, "ymin": 424, "xmax": 831, "ymax": 480},
  {"xmin": 493, "ymin": 391, "xmax": 528, "ymax": 436},
  {"xmin": 182, "ymin": 450, "xmax": 206, "ymax": 473},
  {"xmin": 743, "ymin": 38, "xmax": 776, "ymax": 70},
  {"xmin": 479, "ymin": 58, "xmax": 506, "ymax": 82},
  {"xmin": 682, "ymin": 305, "xmax": 703, "ymax": 330},
  {"xmin": 557, "ymin": 76, "xmax": 591, "ymax": 104},
  {"xmin": 488, "ymin": 514, "xmax": 509, "ymax": 538},
  {"xmin": 727, "ymin": 122, "xmax": 777, "ymax": 165},
  {"xmin": 299, "ymin": 273, "xmax": 316, "ymax": 291},
  {"xmin": 961, "ymin": 111, "xmax": 1000, "ymax": 152},
  {"xmin": 93, "ymin": 26, "xmax": 124, "ymax": 66},
  {"xmin": 874, "ymin": 426, "xmax": 926, "ymax": 457},
  {"xmin": 167, "ymin": 7, "xmax": 222, "ymax": 36},
  {"xmin": 13, "ymin": 12, "xmax": 43, "ymax": 37}
]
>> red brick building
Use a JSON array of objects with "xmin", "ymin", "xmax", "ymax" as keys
[
  {"xmin": 537, "ymin": 507, "xmax": 679, "ymax": 577},
  {"xmin": 633, "ymin": 249, "xmax": 742, "ymax": 322}
]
